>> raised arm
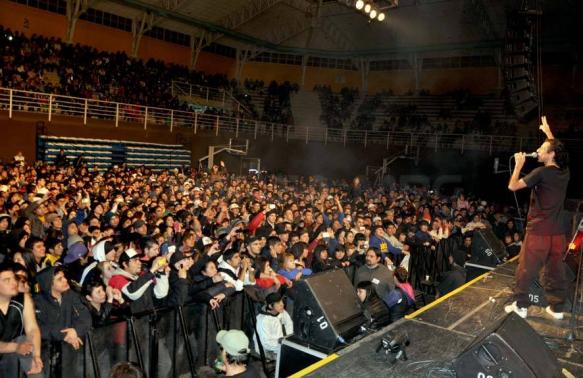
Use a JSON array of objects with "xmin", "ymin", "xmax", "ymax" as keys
[{"xmin": 540, "ymin": 115, "xmax": 554, "ymax": 140}]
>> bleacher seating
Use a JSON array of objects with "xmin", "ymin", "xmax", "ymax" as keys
[
  {"xmin": 356, "ymin": 93, "xmax": 517, "ymax": 134},
  {"xmin": 38, "ymin": 135, "xmax": 191, "ymax": 170}
]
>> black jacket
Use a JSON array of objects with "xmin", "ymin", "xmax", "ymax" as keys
[{"xmin": 34, "ymin": 267, "xmax": 92, "ymax": 342}]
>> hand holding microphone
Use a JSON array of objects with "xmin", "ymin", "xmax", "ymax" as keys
[{"xmin": 513, "ymin": 151, "xmax": 537, "ymax": 166}]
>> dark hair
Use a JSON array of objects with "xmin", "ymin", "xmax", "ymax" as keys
[
  {"xmin": 290, "ymin": 242, "xmax": 308, "ymax": 260},
  {"xmin": 367, "ymin": 247, "xmax": 382, "ymax": 258},
  {"xmin": 140, "ymin": 237, "xmax": 157, "ymax": 252},
  {"xmin": 394, "ymin": 267, "xmax": 408, "ymax": 283},
  {"xmin": 0, "ymin": 261, "xmax": 16, "ymax": 275},
  {"xmin": 356, "ymin": 280, "xmax": 379, "ymax": 303},
  {"xmin": 222, "ymin": 249, "xmax": 239, "ymax": 262},
  {"xmin": 24, "ymin": 236, "xmax": 44, "ymax": 250},
  {"xmin": 254, "ymin": 256, "xmax": 270, "ymax": 278},
  {"xmin": 110, "ymin": 362, "xmax": 146, "ymax": 378},
  {"xmin": 267, "ymin": 236, "xmax": 281, "ymax": 249},
  {"xmin": 13, "ymin": 250, "xmax": 37, "ymax": 278},
  {"xmin": 546, "ymin": 139, "xmax": 569, "ymax": 169},
  {"xmin": 82, "ymin": 279, "xmax": 105, "ymax": 297}
]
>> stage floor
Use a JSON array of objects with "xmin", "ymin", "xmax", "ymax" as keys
[{"xmin": 300, "ymin": 259, "xmax": 583, "ymax": 377}]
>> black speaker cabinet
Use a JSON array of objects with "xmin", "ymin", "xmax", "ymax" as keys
[
  {"xmin": 292, "ymin": 269, "xmax": 366, "ymax": 352},
  {"xmin": 453, "ymin": 313, "xmax": 560, "ymax": 378},
  {"xmin": 471, "ymin": 229, "xmax": 508, "ymax": 267}
]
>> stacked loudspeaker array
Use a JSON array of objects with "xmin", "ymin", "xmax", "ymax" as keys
[{"xmin": 503, "ymin": 8, "xmax": 538, "ymax": 119}]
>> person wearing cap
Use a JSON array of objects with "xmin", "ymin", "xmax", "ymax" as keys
[
  {"xmin": 63, "ymin": 240, "xmax": 90, "ymax": 284},
  {"xmin": 254, "ymin": 292, "xmax": 293, "ymax": 361},
  {"xmin": 215, "ymin": 329, "xmax": 264, "ymax": 377},
  {"xmin": 108, "ymin": 249, "xmax": 169, "ymax": 313},
  {"xmin": 229, "ymin": 203, "xmax": 241, "ymax": 219},
  {"xmin": 132, "ymin": 220, "xmax": 148, "ymax": 237},
  {"xmin": 22, "ymin": 196, "xmax": 48, "ymax": 239},
  {"xmin": 79, "ymin": 239, "xmax": 117, "ymax": 286},
  {"xmin": 34, "ymin": 265, "xmax": 91, "ymax": 374}
]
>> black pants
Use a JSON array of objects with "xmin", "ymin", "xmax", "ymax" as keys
[
  {"xmin": 515, "ymin": 233, "xmax": 568, "ymax": 310},
  {"xmin": 0, "ymin": 336, "xmax": 44, "ymax": 377}
]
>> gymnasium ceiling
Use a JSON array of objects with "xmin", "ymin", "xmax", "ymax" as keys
[{"xmin": 93, "ymin": 0, "xmax": 579, "ymax": 57}]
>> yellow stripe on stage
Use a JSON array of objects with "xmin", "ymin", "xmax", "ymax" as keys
[
  {"xmin": 288, "ymin": 354, "xmax": 339, "ymax": 378},
  {"xmin": 297, "ymin": 256, "xmax": 519, "ymax": 376},
  {"xmin": 405, "ymin": 255, "xmax": 519, "ymax": 319}
]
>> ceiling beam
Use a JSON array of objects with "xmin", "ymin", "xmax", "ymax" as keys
[
  {"xmin": 107, "ymin": 0, "xmax": 502, "ymax": 58},
  {"xmin": 202, "ymin": 0, "xmax": 285, "ymax": 48}
]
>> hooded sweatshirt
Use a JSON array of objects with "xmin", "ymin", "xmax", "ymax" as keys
[
  {"xmin": 108, "ymin": 266, "xmax": 169, "ymax": 314},
  {"xmin": 34, "ymin": 267, "xmax": 92, "ymax": 342},
  {"xmin": 254, "ymin": 305, "xmax": 293, "ymax": 355}
]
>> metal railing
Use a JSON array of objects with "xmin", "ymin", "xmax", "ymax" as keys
[
  {"xmin": 171, "ymin": 81, "xmax": 254, "ymax": 117},
  {"xmin": 2, "ymin": 87, "xmax": 582, "ymax": 154},
  {"xmin": 36, "ymin": 291, "xmax": 255, "ymax": 378}
]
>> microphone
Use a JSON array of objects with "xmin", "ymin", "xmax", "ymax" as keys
[{"xmin": 524, "ymin": 152, "xmax": 538, "ymax": 158}]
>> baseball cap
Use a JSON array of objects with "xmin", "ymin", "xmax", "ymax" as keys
[
  {"xmin": 67, "ymin": 234, "xmax": 84, "ymax": 249},
  {"xmin": 64, "ymin": 242, "xmax": 88, "ymax": 264},
  {"xmin": 216, "ymin": 330, "xmax": 250, "ymax": 356},
  {"xmin": 229, "ymin": 203, "xmax": 240, "ymax": 210},
  {"xmin": 92, "ymin": 239, "xmax": 116, "ymax": 262},
  {"xmin": 119, "ymin": 248, "xmax": 139, "ymax": 266}
]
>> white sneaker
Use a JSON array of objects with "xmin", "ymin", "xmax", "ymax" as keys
[
  {"xmin": 504, "ymin": 301, "xmax": 528, "ymax": 318},
  {"xmin": 545, "ymin": 306, "xmax": 564, "ymax": 320}
]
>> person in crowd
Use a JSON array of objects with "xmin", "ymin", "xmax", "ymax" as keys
[
  {"xmin": 254, "ymin": 292, "xmax": 293, "ymax": 361},
  {"xmin": 0, "ymin": 262, "xmax": 43, "ymax": 377},
  {"xmin": 82, "ymin": 279, "xmax": 124, "ymax": 327},
  {"xmin": 108, "ymin": 249, "xmax": 169, "ymax": 313},
  {"xmin": 218, "ymin": 249, "xmax": 255, "ymax": 291},
  {"xmin": 382, "ymin": 267, "xmax": 415, "ymax": 323},
  {"xmin": 110, "ymin": 361, "xmax": 146, "ymax": 378},
  {"xmin": 215, "ymin": 329, "xmax": 265, "ymax": 377},
  {"xmin": 0, "ymin": 151, "xmax": 525, "ymax": 376},
  {"xmin": 354, "ymin": 247, "xmax": 394, "ymax": 299},
  {"xmin": 34, "ymin": 266, "xmax": 91, "ymax": 375},
  {"xmin": 356, "ymin": 280, "xmax": 391, "ymax": 330},
  {"xmin": 277, "ymin": 252, "xmax": 312, "ymax": 282}
]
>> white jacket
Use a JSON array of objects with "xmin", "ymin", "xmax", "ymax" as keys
[
  {"xmin": 254, "ymin": 308, "xmax": 294, "ymax": 355},
  {"xmin": 217, "ymin": 259, "xmax": 253, "ymax": 291}
]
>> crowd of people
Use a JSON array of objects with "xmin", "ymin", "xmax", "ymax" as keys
[
  {"xmin": 315, "ymin": 85, "xmax": 359, "ymax": 129},
  {"xmin": 0, "ymin": 152, "xmax": 525, "ymax": 376},
  {"xmin": 0, "ymin": 26, "xmax": 298, "ymax": 125}
]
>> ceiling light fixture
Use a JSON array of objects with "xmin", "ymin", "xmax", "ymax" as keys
[{"xmin": 355, "ymin": 0, "xmax": 364, "ymax": 10}]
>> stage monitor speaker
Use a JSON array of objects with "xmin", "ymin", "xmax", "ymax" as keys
[
  {"xmin": 275, "ymin": 337, "xmax": 328, "ymax": 378},
  {"xmin": 470, "ymin": 229, "xmax": 507, "ymax": 268},
  {"xmin": 292, "ymin": 269, "xmax": 366, "ymax": 352},
  {"xmin": 453, "ymin": 312, "xmax": 560, "ymax": 378}
]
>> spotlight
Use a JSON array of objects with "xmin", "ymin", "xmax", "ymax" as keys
[
  {"xmin": 370, "ymin": 9, "xmax": 377, "ymax": 19},
  {"xmin": 7, "ymin": 35, "xmax": 13, "ymax": 41},
  {"xmin": 364, "ymin": 3, "xmax": 371, "ymax": 13},
  {"xmin": 355, "ymin": 0, "xmax": 364, "ymax": 10},
  {"xmin": 377, "ymin": 12, "xmax": 386, "ymax": 21}
]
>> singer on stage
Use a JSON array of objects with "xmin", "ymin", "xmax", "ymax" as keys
[{"xmin": 505, "ymin": 116, "xmax": 570, "ymax": 319}]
